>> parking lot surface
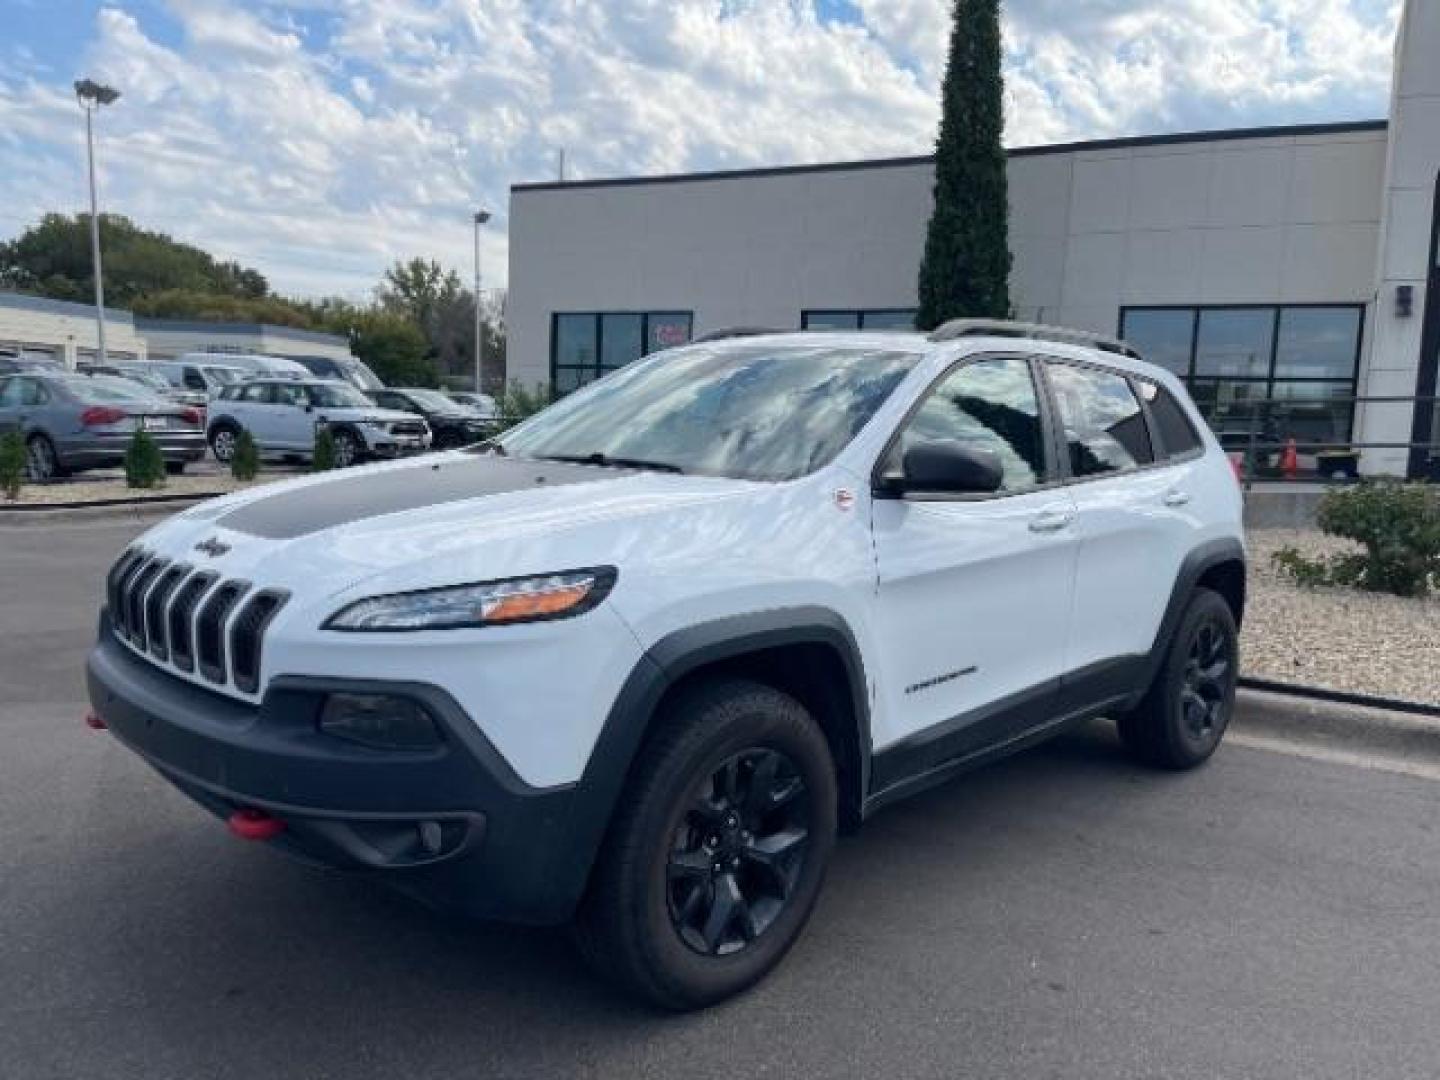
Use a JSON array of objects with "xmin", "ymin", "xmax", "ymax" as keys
[{"xmin": 3, "ymin": 518, "xmax": 1440, "ymax": 1079}]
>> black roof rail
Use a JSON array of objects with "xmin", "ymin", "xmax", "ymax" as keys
[
  {"xmin": 692, "ymin": 327, "xmax": 789, "ymax": 343},
  {"xmin": 927, "ymin": 319, "xmax": 1142, "ymax": 360}
]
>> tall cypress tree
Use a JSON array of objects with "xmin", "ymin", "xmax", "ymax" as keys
[{"xmin": 916, "ymin": 0, "xmax": 1011, "ymax": 330}]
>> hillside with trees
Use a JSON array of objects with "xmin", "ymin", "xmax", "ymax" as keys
[{"xmin": 0, "ymin": 213, "xmax": 505, "ymax": 390}]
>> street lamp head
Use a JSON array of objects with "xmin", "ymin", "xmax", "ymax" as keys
[
  {"xmin": 75, "ymin": 79, "xmax": 120, "ymax": 107},
  {"xmin": 473, "ymin": 209, "xmax": 492, "ymax": 225}
]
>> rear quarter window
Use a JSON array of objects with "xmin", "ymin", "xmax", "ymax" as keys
[{"xmin": 1139, "ymin": 380, "xmax": 1205, "ymax": 460}]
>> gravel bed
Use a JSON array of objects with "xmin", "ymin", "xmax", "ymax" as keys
[{"xmin": 1243, "ymin": 528, "xmax": 1440, "ymax": 706}]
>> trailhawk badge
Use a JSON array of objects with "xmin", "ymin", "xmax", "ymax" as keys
[{"xmin": 194, "ymin": 537, "xmax": 231, "ymax": 558}]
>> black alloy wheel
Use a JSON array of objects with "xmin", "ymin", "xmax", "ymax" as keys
[{"xmin": 666, "ymin": 748, "xmax": 810, "ymax": 957}]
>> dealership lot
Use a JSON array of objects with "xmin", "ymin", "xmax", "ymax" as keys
[{"xmin": 4, "ymin": 518, "xmax": 1440, "ymax": 1079}]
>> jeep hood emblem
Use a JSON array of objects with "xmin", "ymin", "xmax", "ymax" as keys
[{"xmin": 194, "ymin": 537, "xmax": 231, "ymax": 557}]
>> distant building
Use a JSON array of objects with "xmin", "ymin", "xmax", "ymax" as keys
[
  {"xmin": 0, "ymin": 292, "xmax": 149, "ymax": 365},
  {"xmin": 508, "ymin": 0, "xmax": 1439, "ymax": 479},
  {"xmin": 134, "ymin": 318, "xmax": 354, "ymax": 364}
]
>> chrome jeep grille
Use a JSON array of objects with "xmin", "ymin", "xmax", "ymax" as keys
[{"xmin": 106, "ymin": 547, "xmax": 289, "ymax": 695}]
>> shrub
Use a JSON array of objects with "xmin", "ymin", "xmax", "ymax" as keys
[
  {"xmin": 495, "ymin": 380, "xmax": 552, "ymax": 432},
  {"xmin": 1272, "ymin": 481, "xmax": 1440, "ymax": 598},
  {"xmin": 231, "ymin": 429, "xmax": 259, "ymax": 481},
  {"xmin": 0, "ymin": 432, "xmax": 24, "ymax": 500},
  {"xmin": 312, "ymin": 426, "xmax": 337, "ymax": 472},
  {"xmin": 124, "ymin": 430, "xmax": 166, "ymax": 489}
]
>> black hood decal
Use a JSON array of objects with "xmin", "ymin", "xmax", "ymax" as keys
[{"xmin": 218, "ymin": 455, "xmax": 628, "ymax": 540}]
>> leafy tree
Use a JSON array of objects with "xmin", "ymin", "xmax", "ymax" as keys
[
  {"xmin": 916, "ymin": 0, "xmax": 1011, "ymax": 330},
  {"xmin": 377, "ymin": 257, "xmax": 506, "ymax": 386},
  {"xmin": 495, "ymin": 379, "xmax": 553, "ymax": 431},
  {"xmin": 0, "ymin": 213, "xmax": 270, "ymax": 306},
  {"xmin": 330, "ymin": 308, "xmax": 439, "ymax": 387},
  {"xmin": 129, "ymin": 289, "xmax": 322, "ymax": 329},
  {"xmin": 0, "ymin": 432, "xmax": 24, "ymax": 500},
  {"xmin": 124, "ymin": 430, "xmax": 166, "ymax": 489},
  {"xmin": 231, "ymin": 430, "xmax": 260, "ymax": 481},
  {"xmin": 312, "ymin": 427, "xmax": 338, "ymax": 472}
]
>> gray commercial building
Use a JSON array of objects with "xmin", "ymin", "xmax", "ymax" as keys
[{"xmin": 508, "ymin": 0, "xmax": 1439, "ymax": 478}]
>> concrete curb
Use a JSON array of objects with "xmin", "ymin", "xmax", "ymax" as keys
[
  {"xmin": 1234, "ymin": 687, "xmax": 1440, "ymax": 767},
  {"xmin": 0, "ymin": 496, "xmax": 213, "ymax": 526}
]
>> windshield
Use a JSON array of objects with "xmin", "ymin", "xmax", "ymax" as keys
[
  {"xmin": 405, "ymin": 389, "xmax": 466, "ymax": 412},
  {"xmin": 60, "ymin": 376, "xmax": 159, "ymax": 402},
  {"xmin": 117, "ymin": 369, "xmax": 172, "ymax": 392},
  {"xmin": 309, "ymin": 382, "xmax": 374, "ymax": 409},
  {"xmin": 204, "ymin": 366, "xmax": 244, "ymax": 385},
  {"xmin": 349, "ymin": 362, "xmax": 384, "ymax": 390},
  {"xmin": 497, "ymin": 344, "xmax": 920, "ymax": 481}
]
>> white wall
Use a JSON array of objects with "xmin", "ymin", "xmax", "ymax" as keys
[
  {"xmin": 1359, "ymin": 0, "xmax": 1440, "ymax": 475},
  {"xmin": 508, "ymin": 128, "xmax": 1387, "ymax": 389},
  {"xmin": 0, "ymin": 297, "xmax": 148, "ymax": 367}
]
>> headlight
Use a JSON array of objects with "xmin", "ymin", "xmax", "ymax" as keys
[{"xmin": 324, "ymin": 568, "xmax": 616, "ymax": 631}]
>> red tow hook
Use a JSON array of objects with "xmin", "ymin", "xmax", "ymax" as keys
[
  {"xmin": 227, "ymin": 808, "xmax": 286, "ymax": 841},
  {"xmin": 84, "ymin": 710, "xmax": 107, "ymax": 730}
]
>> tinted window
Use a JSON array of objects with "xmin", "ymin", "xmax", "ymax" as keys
[
  {"xmin": 889, "ymin": 357, "xmax": 1047, "ymax": 492},
  {"xmin": 501, "ymin": 344, "xmax": 920, "ymax": 482},
  {"xmin": 601, "ymin": 314, "xmax": 644, "ymax": 371},
  {"xmin": 1195, "ymin": 309, "xmax": 1273, "ymax": 378},
  {"xmin": 0, "ymin": 378, "xmax": 24, "ymax": 407},
  {"xmin": 1120, "ymin": 309, "xmax": 1194, "ymax": 377},
  {"xmin": 273, "ymin": 383, "xmax": 310, "ymax": 407},
  {"xmin": 1274, "ymin": 307, "xmax": 1362, "ymax": 379},
  {"xmin": 238, "ymin": 383, "xmax": 271, "ymax": 403},
  {"xmin": 1047, "ymin": 363, "xmax": 1153, "ymax": 476},
  {"xmin": 1138, "ymin": 380, "xmax": 1204, "ymax": 458},
  {"xmin": 182, "ymin": 368, "xmax": 207, "ymax": 391}
]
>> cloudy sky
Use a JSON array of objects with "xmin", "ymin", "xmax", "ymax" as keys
[{"xmin": 0, "ymin": 0, "xmax": 1403, "ymax": 299}]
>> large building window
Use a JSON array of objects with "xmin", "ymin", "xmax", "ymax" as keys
[
  {"xmin": 1120, "ymin": 305, "xmax": 1364, "ymax": 450},
  {"xmin": 550, "ymin": 311, "xmax": 693, "ymax": 394},
  {"xmin": 802, "ymin": 309, "xmax": 918, "ymax": 331}
]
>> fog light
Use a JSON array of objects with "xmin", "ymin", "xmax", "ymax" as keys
[{"xmin": 318, "ymin": 693, "xmax": 440, "ymax": 750}]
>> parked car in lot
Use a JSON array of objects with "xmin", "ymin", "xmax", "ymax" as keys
[
  {"xmin": 0, "ymin": 372, "xmax": 205, "ymax": 480},
  {"xmin": 205, "ymin": 378, "xmax": 431, "ymax": 467},
  {"xmin": 171, "ymin": 352, "xmax": 311, "ymax": 382},
  {"xmin": 367, "ymin": 387, "xmax": 492, "ymax": 449},
  {"xmin": 444, "ymin": 390, "xmax": 498, "ymax": 419},
  {"xmin": 87, "ymin": 321, "xmax": 1244, "ymax": 1009},
  {"xmin": 81, "ymin": 363, "xmax": 209, "ymax": 413},
  {"xmin": 150, "ymin": 360, "xmax": 248, "ymax": 399},
  {"xmin": 0, "ymin": 352, "xmax": 62, "ymax": 376},
  {"xmin": 289, "ymin": 355, "xmax": 385, "ymax": 391}
]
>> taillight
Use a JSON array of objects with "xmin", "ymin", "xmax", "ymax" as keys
[
  {"xmin": 181, "ymin": 407, "xmax": 202, "ymax": 426},
  {"xmin": 81, "ymin": 406, "xmax": 128, "ymax": 428}
]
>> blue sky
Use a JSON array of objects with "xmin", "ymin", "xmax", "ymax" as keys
[{"xmin": 0, "ymin": 0, "xmax": 1404, "ymax": 298}]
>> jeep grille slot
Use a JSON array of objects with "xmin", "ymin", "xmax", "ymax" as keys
[
  {"xmin": 108, "ymin": 548, "xmax": 148, "ymax": 637},
  {"xmin": 196, "ymin": 580, "xmax": 249, "ymax": 685},
  {"xmin": 106, "ymin": 548, "xmax": 143, "ymax": 632},
  {"xmin": 145, "ymin": 564, "xmax": 191, "ymax": 660},
  {"xmin": 229, "ymin": 590, "xmax": 288, "ymax": 694},
  {"xmin": 168, "ymin": 571, "xmax": 219, "ymax": 673},
  {"xmin": 125, "ymin": 557, "xmax": 168, "ymax": 648}
]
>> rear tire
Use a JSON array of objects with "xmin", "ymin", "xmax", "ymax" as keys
[
  {"xmin": 1117, "ymin": 588, "xmax": 1238, "ymax": 770},
  {"xmin": 25, "ymin": 434, "xmax": 63, "ymax": 482},
  {"xmin": 575, "ymin": 678, "xmax": 837, "ymax": 1010},
  {"xmin": 333, "ymin": 429, "xmax": 360, "ymax": 467}
]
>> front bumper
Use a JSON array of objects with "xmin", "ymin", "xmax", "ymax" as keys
[{"xmin": 86, "ymin": 617, "xmax": 604, "ymax": 924}]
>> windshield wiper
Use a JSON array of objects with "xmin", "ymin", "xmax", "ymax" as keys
[{"xmin": 538, "ymin": 452, "xmax": 685, "ymax": 474}]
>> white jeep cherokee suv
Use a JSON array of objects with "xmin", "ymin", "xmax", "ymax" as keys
[
  {"xmin": 88, "ymin": 321, "xmax": 1245, "ymax": 1009},
  {"xmin": 206, "ymin": 378, "xmax": 431, "ymax": 467}
]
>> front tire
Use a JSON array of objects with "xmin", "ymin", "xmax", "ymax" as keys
[
  {"xmin": 332, "ymin": 429, "xmax": 360, "ymax": 467},
  {"xmin": 575, "ymin": 678, "xmax": 837, "ymax": 1010},
  {"xmin": 209, "ymin": 424, "xmax": 239, "ymax": 464},
  {"xmin": 1117, "ymin": 587, "xmax": 1238, "ymax": 770}
]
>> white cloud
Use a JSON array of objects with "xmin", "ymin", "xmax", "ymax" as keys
[{"xmin": 0, "ymin": 0, "xmax": 1404, "ymax": 298}]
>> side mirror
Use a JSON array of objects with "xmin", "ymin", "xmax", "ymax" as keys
[{"xmin": 888, "ymin": 440, "xmax": 1005, "ymax": 496}]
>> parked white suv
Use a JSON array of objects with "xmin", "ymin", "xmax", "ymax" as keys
[
  {"xmin": 87, "ymin": 321, "xmax": 1244, "ymax": 1009},
  {"xmin": 206, "ymin": 378, "xmax": 431, "ymax": 466}
]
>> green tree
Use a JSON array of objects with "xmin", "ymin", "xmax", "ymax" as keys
[
  {"xmin": 0, "ymin": 213, "xmax": 271, "ymax": 306},
  {"xmin": 915, "ymin": 0, "xmax": 1011, "ymax": 330},
  {"xmin": 312, "ymin": 427, "xmax": 338, "ymax": 472},
  {"xmin": 0, "ymin": 432, "xmax": 24, "ymax": 500},
  {"xmin": 124, "ymin": 430, "xmax": 166, "ymax": 489},
  {"xmin": 330, "ymin": 308, "xmax": 439, "ymax": 387},
  {"xmin": 231, "ymin": 429, "xmax": 260, "ymax": 481}
]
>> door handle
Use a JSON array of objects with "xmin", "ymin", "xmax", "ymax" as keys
[
  {"xmin": 1163, "ymin": 490, "xmax": 1192, "ymax": 508},
  {"xmin": 1029, "ymin": 509, "xmax": 1074, "ymax": 533}
]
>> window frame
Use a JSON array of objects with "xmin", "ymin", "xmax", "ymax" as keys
[
  {"xmin": 1118, "ymin": 302, "xmax": 1366, "ymax": 444},
  {"xmin": 549, "ymin": 310, "xmax": 694, "ymax": 394}
]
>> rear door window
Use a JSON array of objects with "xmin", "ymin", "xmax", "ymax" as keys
[
  {"xmin": 1137, "ymin": 380, "xmax": 1204, "ymax": 460},
  {"xmin": 1045, "ymin": 362, "xmax": 1154, "ymax": 477}
]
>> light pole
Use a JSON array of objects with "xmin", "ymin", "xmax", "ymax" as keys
[
  {"xmin": 75, "ymin": 78, "xmax": 120, "ymax": 369},
  {"xmin": 473, "ymin": 208, "xmax": 491, "ymax": 395}
]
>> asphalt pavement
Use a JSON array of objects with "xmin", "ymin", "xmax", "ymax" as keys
[{"xmin": 3, "ymin": 518, "xmax": 1440, "ymax": 1079}]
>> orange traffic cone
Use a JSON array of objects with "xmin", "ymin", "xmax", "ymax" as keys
[{"xmin": 1280, "ymin": 438, "xmax": 1299, "ymax": 479}]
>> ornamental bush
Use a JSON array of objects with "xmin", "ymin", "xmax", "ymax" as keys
[
  {"xmin": 0, "ymin": 432, "xmax": 24, "ymax": 500},
  {"xmin": 312, "ymin": 426, "xmax": 337, "ymax": 472},
  {"xmin": 124, "ymin": 429, "xmax": 166, "ymax": 489},
  {"xmin": 231, "ymin": 429, "xmax": 259, "ymax": 481},
  {"xmin": 1272, "ymin": 481, "xmax": 1440, "ymax": 598}
]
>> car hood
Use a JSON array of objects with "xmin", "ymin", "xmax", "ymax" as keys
[{"xmin": 136, "ymin": 452, "xmax": 765, "ymax": 603}]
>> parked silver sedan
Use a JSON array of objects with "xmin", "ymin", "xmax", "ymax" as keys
[{"xmin": 0, "ymin": 372, "xmax": 206, "ymax": 481}]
